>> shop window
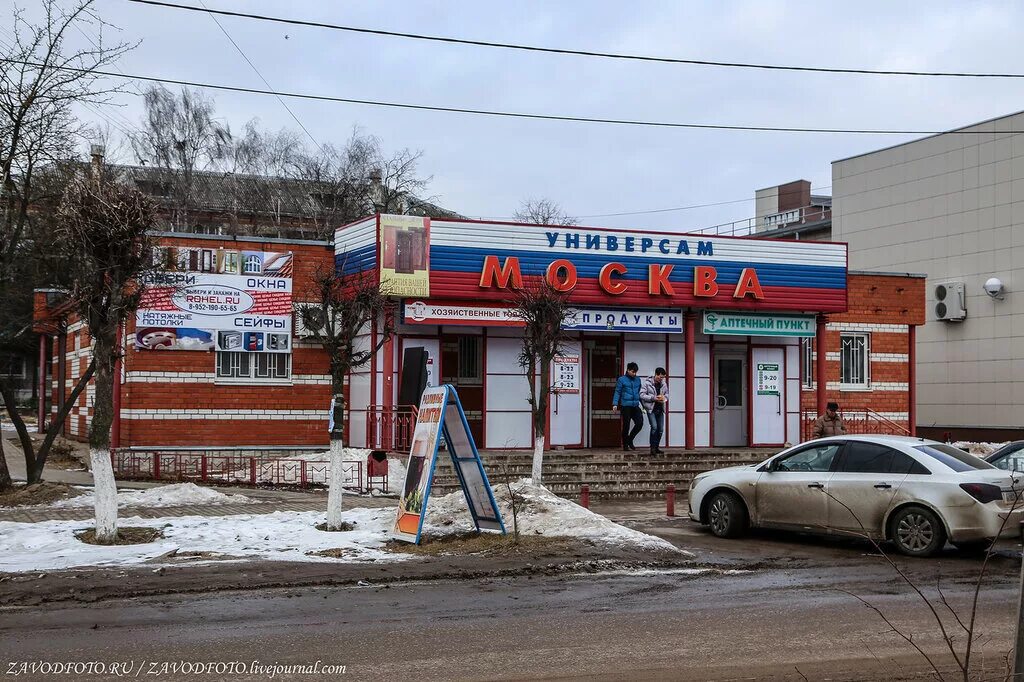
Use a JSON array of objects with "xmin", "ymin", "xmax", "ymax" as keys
[
  {"xmin": 800, "ymin": 338, "xmax": 813, "ymax": 388},
  {"xmin": 840, "ymin": 333, "xmax": 870, "ymax": 389},
  {"xmin": 457, "ymin": 336, "xmax": 482, "ymax": 384},
  {"xmin": 216, "ymin": 351, "xmax": 291, "ymax": 382},
  {"xmin": 0, "ymin": 354, "xmax": 25, "ymax": 378}
]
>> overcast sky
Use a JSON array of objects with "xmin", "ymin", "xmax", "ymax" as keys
[{"xmin": 29, "ymin": 0, "xmax": 1024, "ymax": 231}]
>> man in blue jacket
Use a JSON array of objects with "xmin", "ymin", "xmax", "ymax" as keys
[{"xmin": 612, "ymin": 362, "xmax": 643, "ymax": 451}]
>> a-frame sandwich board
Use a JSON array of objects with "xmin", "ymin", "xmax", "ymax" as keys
[{"xmin": 391, "ymin": 384, "xmax": 505, "ymax": 543}]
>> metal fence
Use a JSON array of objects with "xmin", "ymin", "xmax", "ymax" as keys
[
  {"xmin": 112, "ymin": 450, "xmax": 364, "ymax": 490},
  {"xmin": 365, "ymin": 405, "xmax": 418, "ymax": 451},
  {"xmin": 800, "ymin": 409, "xmax": 911, "ymax": 442}
]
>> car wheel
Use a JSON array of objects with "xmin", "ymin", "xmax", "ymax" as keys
[
  {"xmin": 890, "ymin": 506, "xmax": 946, "ymax": 557},
  {"xmin": 707, "ymin": 491, "xmax": 748, "ymax": 539}
]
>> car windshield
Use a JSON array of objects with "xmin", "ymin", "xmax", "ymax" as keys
[
  {"xmin": 990, "ymin": 442, "xmax": 1024, "ymax": 461},
  {"xmin": 914, "ymin": 444, "xmax": 995, "ymax": 472}
]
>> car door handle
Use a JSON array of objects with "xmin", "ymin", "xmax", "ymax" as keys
[
  {"xmin": 807, "ymin": 483, "xmax": 824, "ymax": 489},
  {"xmin": 874, "ymin": 483, "xmax": 892, "ymax": 489}
]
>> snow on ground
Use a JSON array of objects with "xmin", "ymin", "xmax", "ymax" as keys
[
  {"xmin": 50, "ymin": 483, "xmax": 255, "ymax": 508},
  {"xmin": 953, "ymin": 441, "xmax": 1008, "ymax": 456},
  {"xmin": 0, "ymin": 480, "xmax": 682, "ymax": 572},
  {"xmin": 424, "ymin": 479, "xmax": 686, "ymax": 554},
  {"xmin": 0, "ymin": 507, "xmax": 404, "ymax": 573}
]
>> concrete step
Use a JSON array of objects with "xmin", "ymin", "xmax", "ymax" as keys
[{"xmin": 427, "ymin": 450, "xmax": 767, "ymax": 499}]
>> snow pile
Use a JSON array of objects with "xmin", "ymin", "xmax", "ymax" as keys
[
  {"xmin": 953, "ymin": 441, "xmax": 1008, "ymax": 457},
  {"xmin": 424, "ymin": 479, "xmax": 684, "ymax": 554},
  {"xmin": 51, "ymin": 483, "xmax": 254, "ymax": 508},
  {"xmin": 0, "ymin": 507, "xmax": 406, "ymax": 573}
]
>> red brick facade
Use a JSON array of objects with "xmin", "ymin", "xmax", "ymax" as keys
[
  {"xmin": 800, "ymin": 272, "xmax": 927, "ymax": 437},
  {"xmin": 38, "ymin": 233, "xmax": 336, "ymax": 449}
]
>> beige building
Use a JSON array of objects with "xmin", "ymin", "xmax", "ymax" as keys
[{"xmin": 832, "ymin": 110, "xmax": 1024, "ymax": 440}]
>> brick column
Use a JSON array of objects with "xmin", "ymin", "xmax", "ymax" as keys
[
  {"xmin": 908, "ymin": 324, "xmax": 917, "ymax": 436},
  {"xmin": 816, "ymin": 315, "xmax": 828, "ymax": 416},
  {"xmin": 685, "ymin": 311, "xmax": 696, "ymax": 450}
]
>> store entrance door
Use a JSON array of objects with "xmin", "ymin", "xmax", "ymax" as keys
[
  {"xmin": 586, "ymin": 336, "xmax": 621, "ymax": 448},
  {"xmin": 714, "ymin": 353, "xmax": 747, "ymax": 447}
]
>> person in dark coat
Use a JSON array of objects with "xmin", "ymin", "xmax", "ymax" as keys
[{"xmin": 612, "ymin": 362, "xmax": 643, "ymax": 451}]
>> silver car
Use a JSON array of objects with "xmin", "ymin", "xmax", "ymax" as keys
[{"xmin": 689, "ymin": 435, "xmax": 1024, "ymax": 557}]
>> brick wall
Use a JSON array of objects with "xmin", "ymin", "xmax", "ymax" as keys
[
  {"xmin": 43, "ymin": 235, "xmax": 337, "ymax": 448},
  {"xmin": 800, "ymin": 273, "xmax": 926, "ymax": 436}
]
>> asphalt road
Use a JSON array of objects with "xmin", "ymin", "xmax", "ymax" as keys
[{"xmin": 2, "ymin": 521, "xmax": 1021, "ymax": 681}]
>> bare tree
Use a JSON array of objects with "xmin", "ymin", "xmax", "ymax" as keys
[
  {"xmin": 57, "ymin": 171, "xmax": 156, "ymax": 542},
  {"xmin": 131, "ymin": 85, "xmax": 231, "ymax": 230},
  {"xmin": 511, "ymin": 281, "xmax": 573, "ymax": 484},
  {"xmin": 287, "ymin": 130, "xmax": 377, "ymax": 239},
  {"xmin": 0, "ymin": 0, "xmax": 134, "ymax": 491},
  {"xmin": 514, "ymin": 198, "xmax": 578, "ymax": 226},
  {"xmin": 371, "ymin": 145, "xmax": 431, "ymax": 214},
  {"xmin": 297, "ymin": 262, "xmax": 394, "ymax": 530}
]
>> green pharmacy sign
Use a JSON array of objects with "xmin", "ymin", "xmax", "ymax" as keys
[{"xmin": 703, "ymin": 311, "xmax": 816, "ymax": 337}]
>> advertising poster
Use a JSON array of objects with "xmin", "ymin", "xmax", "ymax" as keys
[
  {"xmin": 392, "ymin": 385, "xmax": 448, "ymax": 542},
  {"xmin": 135, "ymin": 251, "xmax": 293, "ymax": 352},
  {"xmin": 756, "ymin": 363, "xmax": 781, "ymax": 396},
  {"xmin": 379, "ymin": 214, "xmax": 430, "ymax": 297}
]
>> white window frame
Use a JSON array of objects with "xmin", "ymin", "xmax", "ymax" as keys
[
  {"xmin": 215, "ymin": 350, "xmax": 292, "ymax": 385},
  {"xmin": 839, "ymin": 332, "xmax": 870, "ymax": 390},
  {"xmin": 800, "ymin": 338, "xmax": 813, "ymax": 388}
]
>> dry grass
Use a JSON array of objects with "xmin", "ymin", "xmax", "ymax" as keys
[
  {"xmin": 75, "ymin": 526, "xmax": 164, "ymax": 545},
  {"xmin": 315, "ymin": 521, "xmax": 356, "ymax": 532},
  {"xmin": 307, "ymin": 547, "xmax": 359, "ymax": 559},
  {"xmin": 0, "ymin": 482, "xmax": 85, "ymax": 508},
  {"xmin": 385, "ymin": 532, "xmax": 575, "ymax": 557}
]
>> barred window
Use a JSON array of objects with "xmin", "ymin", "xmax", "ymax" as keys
[
  {"xmin": 800, "ymin": 338, "xmax": 813, "ymax": 388},
  {"xmin": 840, "ymin": 333, "xmax": 870, "ymax": 389},
  {"xmin": 216, "ymin": 351, "xmax": 290, "ymax": 382},
  {"xmin": 457, "ymin": 336, "xmax": 482, "ymax": 383}
]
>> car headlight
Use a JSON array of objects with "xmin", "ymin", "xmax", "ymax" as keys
[{"xmin": 690, "ymin": 474, "xmax": 708, "ymax": 489}]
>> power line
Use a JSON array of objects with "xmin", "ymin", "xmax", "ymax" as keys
[
  {"xmin": 195, "ymin": 0, "xmax": 324, "ymax": 154},
  {"xmin": 5, "ymin": 57, "xmax": 1024, "ymax": 135},
  {"xmin": 127, "ymin": 0, "xmax": 1024, "ymax": 80}
]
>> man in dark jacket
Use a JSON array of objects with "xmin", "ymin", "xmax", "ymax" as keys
[{"xmin": 612, "ymin": 362, "xmax": 643, "ymax": 451}]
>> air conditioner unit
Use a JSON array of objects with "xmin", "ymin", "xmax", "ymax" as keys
[
  {"xmin": 934, "ymin": 281, "xmax": 966, "ymax": 322},
  {"xmin": 293, "ymin": 305, "xmax": 325, "ymax": 338}
]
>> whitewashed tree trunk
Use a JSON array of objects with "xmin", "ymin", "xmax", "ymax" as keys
[
  {"xmin": 531, "ymin": 434, "xmax": 545, "ymax": 484},
  {"xmin": 89, "ymin": 448, "xmax": 118, "ymax": 542},
  {"xmin": 326, "ymin": 440, "xmax": 346, "ymax": 530}
]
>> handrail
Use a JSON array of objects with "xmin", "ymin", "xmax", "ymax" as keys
[
  {"xmin": 800, "ymin": 409, "xmax": 911, "ymax": 441},
  {"xmin": 864, "ymin": 408, "xmax": 912, "ymax": 436}
]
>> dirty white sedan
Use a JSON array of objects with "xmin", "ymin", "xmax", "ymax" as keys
[{"xmin": 689, "ymin": 435, "xmax": 1024, "ymax": 557}]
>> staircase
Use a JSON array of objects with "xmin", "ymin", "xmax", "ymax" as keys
[{"xmin": 429, "ymin": 448, "xmax": 775, "ymax": 499}]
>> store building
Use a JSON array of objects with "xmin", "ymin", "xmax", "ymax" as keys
[
  {"xmin": 35, "ymin": 212, "xmax": 927, "ymax": 453},
  {"xmin": 340, "ymin": 214, "xmax": 850, "ymax": 450}
]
